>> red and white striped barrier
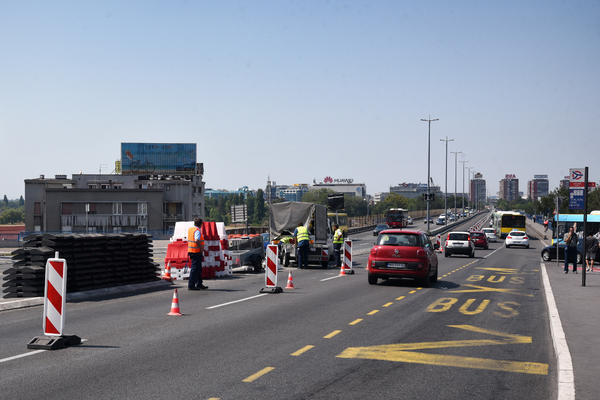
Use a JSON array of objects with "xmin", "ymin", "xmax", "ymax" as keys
[
  {"xmin": 27, "ymin": 252, "xmax": 81, "ymax": 350},
  {"xmin": 341, "ymin": 240, "xmax": 355, "ymax": 274},
  {"xmin": 260, "ymin": 244, "xmax": 283, "ymax": 293}
]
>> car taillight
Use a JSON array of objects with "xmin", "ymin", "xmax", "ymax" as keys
[
  {"xmin": 524, "ymin": 236, "xmax": 528, "ymax": 240},
  {"xmin": 447, "ymin": 234, "xmax": 450, "ymax": 241},
  {"xmin": 416, "ymin": 249, "xmax": 426, "ymax": 257},
  {"xmin": 507, "ymin": 236, "xmax": 512, "ymax": 239},
  {"xmin": 467, "ymin": 236, "xmax": 471, "ymax": 241}
]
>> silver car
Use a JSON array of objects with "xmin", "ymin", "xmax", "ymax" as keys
[{"xmin": 482, "ymin": 228, "xmax": 497, "ymax": 242}]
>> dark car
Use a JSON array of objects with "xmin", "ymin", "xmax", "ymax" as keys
[
  {"xmin": 541, "ymin": 239, "xmax": 590, "ymax": 264},
  {"xmin": 373, "ymin": 224, "xmax": 389, "ymax": 236},
  {"xmin": 367, "ymin": 229, "xmax": 438, "ymax": 286},
  {"xmin": 470, "ymin": 231, "xmax": 489, "ymax": 249}
]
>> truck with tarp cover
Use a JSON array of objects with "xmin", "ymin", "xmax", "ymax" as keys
[{"xmin": 270, "ymin": 202, "xmax": 332, "ymax": 268}]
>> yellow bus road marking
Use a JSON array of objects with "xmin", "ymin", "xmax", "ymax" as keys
[
  {"xmin": 416, "ymin": 287, "xmax": 423, "ymax": 290},
  {"xmin": 208, "ymin": 398, "xmax": 221, "ymax": 400},
  {"xmin": 449, "ymin": 284, "xmax": 533, "ymax": 297},
  {"xmin": 324, "ymin": 330, "xmax": 342, "ymax": 339},
  {"xmin": 396, "ymin": 296, "xmax": 406, "ymax": 301},
  {"xmin": 336, "ymin": 324, "xmax": 547, "ymax": 376},
  {"xmin": 367, "ymin": 310, "xmax": 380, "ymax": 315},
  {"xmin": 476, "ymin": 267, "xmax": 518, "ymax": 274},
  {"xmin": 291, "ymin": 345, "xmax": 315, "ymax": 356},
  {"xmin": 409, "ymin": 290, "xmax": 416, "ymax": 294},
  {"xmin": 349, "ymin": 318, "xmax": 363, "ymax": 326},
  {"xmin": 242, "ymin": 367, "xmax": 275, "ymax": 383},
  {"xmin": 382, "ymin": 302, "xmax": 393, "ymax": 308}
]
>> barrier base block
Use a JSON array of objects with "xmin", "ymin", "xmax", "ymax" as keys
[
  {"xmin": 27, "ymin": 335, "xmax": 81, "ymax": 350},
  {"xmin": 343, "ymin": 269, "xmax": 355, "ymax": 275},
  {"xmin": 259, "ymin": 286, "xmax": 283, "ymax": 294}
]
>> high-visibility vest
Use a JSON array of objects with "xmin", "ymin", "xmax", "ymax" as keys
[
  {"xmin": 296, "ymin": 226, "xmax": 310, "ymax": 243},
  {"xmin": 188, "ymin": 226, "xmax": 204, "ymax": 253},
  {"xmin": 333, "ymin": 228, "xmax": 344, "ymax": 244}
]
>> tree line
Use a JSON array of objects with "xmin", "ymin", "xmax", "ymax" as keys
[
  {"xmin": 204, "ymin": 189, "xmax": 267, "ymax": 225},
  {"xmin": 1, "ymin": 195, "xmax": 25, "ymax": 224}
]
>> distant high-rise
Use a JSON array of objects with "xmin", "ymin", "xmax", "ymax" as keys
[
  {"xmin": 499, "ymin": 174, "xmax": 519, "ymax": 202},
  {"xmin": 470, "ymin": 173, "xmax": 486, "ymax": 209},
  {"xmin": 527, "ymin": 175, "xmax": 549, "ymax": 201}
]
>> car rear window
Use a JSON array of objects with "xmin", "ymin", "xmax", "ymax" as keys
[
  {"xmin": 377, "ymin": 233, "xmax": 421, "ymax": 247},
  {"xmin": 510, "ymin": 231, "xmax": 525, "ymax": 236},
  {"xmin": 483, "ymin": 229, "xmax": 494, "ymax": 233},
  {"xmin": 472, "ymin": 232, "xmax": 484, "ymax": 238},
  {"xmin": 449, "ymin": 233, "xmax": 469, "ymax": 241}
]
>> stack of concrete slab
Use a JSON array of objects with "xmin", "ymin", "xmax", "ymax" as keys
[{"xmin": 2, "ymin": 233, "xmax": 159, "ymax": 298}]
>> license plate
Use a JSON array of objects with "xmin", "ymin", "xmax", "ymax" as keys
[
  {"xmin": 387, "ymin": 263, "xmax": 406, "ymax": 269},
  {"xmin": 454, "ymin": 242, "xmax": 463, "ymax": 246}
]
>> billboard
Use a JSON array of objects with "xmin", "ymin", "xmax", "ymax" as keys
[{"xmin": 121, "ymin": 143, "xmax": 196, "ymax": 175}]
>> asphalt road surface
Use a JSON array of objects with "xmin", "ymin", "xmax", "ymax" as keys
[{"xmin": 0, "ymin": 215, "xmax": 555, "ymax": 399}]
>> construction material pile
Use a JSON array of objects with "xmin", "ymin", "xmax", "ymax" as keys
[{"xmin": 2, "ymin": 233, "xmax": 159, "ymax": 298}]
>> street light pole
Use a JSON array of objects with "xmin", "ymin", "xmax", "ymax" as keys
[
  {"xmin": 467, "ymin": 167, "xmax": 473, "ymax": 210},
  {"xmin": 440, "ymin": 137, "xmax": 454, "ymax": 225},
  {"xmin": 451, "ymin": 151, "xmax": 462, "ymax": 217},
  {"xmin": 421, "ymin": 116, "xmax": 439, "ymax": 234},
  {"xmin": 460, "ymin": 159, "xmax": 468, "ymax": 214}
]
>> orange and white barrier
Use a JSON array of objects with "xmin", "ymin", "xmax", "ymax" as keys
[
  {"xmin": 43, "ymin": 252, "xmax": 67, "ymax": 336},
  {"xmin": 341, "ymin": 240, "xmax": 355, "ymax": 275},
  {"xmin": 260, "ymin": 244, "xmax": 283, "ymax": 293}
]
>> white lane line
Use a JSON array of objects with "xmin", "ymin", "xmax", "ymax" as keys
[
  {"xmin": 540, "ymin": 262, "xmax": 575, "ymax": 400},
  {"xmin": 0, "ymin": 350, "xmax": 46, "ymax": 364},
  {"xmin": 206, "ymin": 294, "xmax": 269, "ymax": 309},
  {"xmin": 320, "ymin": 275, "xmax": 342, "ymax": 282},
  {"xmin": 483, "ymin": 245, "xmax": 504, "ymax": 259}
]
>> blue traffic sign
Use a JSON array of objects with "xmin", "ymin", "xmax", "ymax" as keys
[{"xmin": 569, "ymin": 188, "xmax": 584, "ymax": 210}]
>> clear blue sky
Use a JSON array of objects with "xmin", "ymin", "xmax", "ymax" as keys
[{"xmin": 1, "ymin": 1, "xmax": 599, "ymax": 199}]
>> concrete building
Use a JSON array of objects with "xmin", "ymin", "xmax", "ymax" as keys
[
  {"xmin": 25, "ymin": 172, "xmax": 205, "ymax": 235},
  {"xmin": 312, "ymin": 177, "xmax": 366, "ymax": 198},
  {"xmin": 527, "ymin": 175, "xmax": 550, "ymax": 201},
  {"xmin": 560, "ymin": 178, "xmax": 570, "ymax": 190},
  {"xmin": 279, "ymin": 184, "xmax": 310, "ymax": 202},
  {"xmin": 470, "ymin": 173, "xmax": 487, "ymax": 209},
  {"xmin": 389, "ymin": 182, "xmax": 441, "ymax": 199},
  {"xmin": 499, "ymin": 174, "xmax": 519, "ymax": 202},
  {"xmin": 25, "ymin": 142, "xmax": 206, "ymax": 235},
  {"xmin": 373, "ymin": 192, "xmax": 389, "ymax": 204}
]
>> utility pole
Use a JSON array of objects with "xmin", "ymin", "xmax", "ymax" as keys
[
  {"xmin": 421, "ymin": 116, "xmax": 439, "ymax": 234},
  {"xmin": 440, "ymin": 137, "xmax": 454, "ymax": 225},
  {"xmin": 467, "ymin": 167, "xmax": 473, "ymax": 209},
  {"xmin": 451, "ymin": 151, "xmax": 462, "ymax": 217},
  {"xmin": 460, "ymin": 159, "xmax": 468, "ymax": 214}
]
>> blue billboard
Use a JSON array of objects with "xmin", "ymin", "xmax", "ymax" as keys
[{"xmin": 121, "ymin": 143, "xmax": 196, "ymax": 175}]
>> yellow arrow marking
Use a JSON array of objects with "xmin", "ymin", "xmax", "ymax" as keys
[
  {"xmin": 449, "ymin": 284, "xmax": 533, "ymax": 297},
  {"xmin": 336, "ymin": 324, "xmax": 547, "ymax": 375}
]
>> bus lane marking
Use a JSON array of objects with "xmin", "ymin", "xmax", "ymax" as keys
[
  {"xmin": 291, "ymin": 345, "xmax": 315, "ymax": 356},
  {"xmin": 242, "ymin": 367, "xmax": 275, "ymax": 383},
  {"xmin": 449, "ymin": 284, "xmax": 533, "ymax": 297},
  {"xmin": 336, "ymin": 324, "xmax": 548, "ymax": 375},
  {"xmin": 349, "ymin": 318, "xmax": 363, "ymax": 326},
  {"xmin": 324, "ymin": 330, "xmax": 341, "ymax": 339}
]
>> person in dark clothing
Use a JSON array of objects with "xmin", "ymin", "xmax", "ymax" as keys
[
  {"xmin": 563, "ymin": 226, "xmax": 578, "ymax": 274},
  {"xmin": 585, "ymin": 232, "xmax": 598, "ymax": 272}
]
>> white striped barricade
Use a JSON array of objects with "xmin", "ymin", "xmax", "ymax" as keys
[
  {"xmin": 342, "ymin": 240, "xmax": 355, "ymax": 275},
  {"xmin": 27, "ymin": 252, "xmax": 81, "ymax": 350},
  {"xmin": 260, "ymin": 244, "xmax": 283, "ymax": 293}
]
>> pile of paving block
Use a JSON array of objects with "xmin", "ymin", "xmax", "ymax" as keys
[{"xmin": 2, "ymin": 233, "xmax": 159, "ymax": 298}]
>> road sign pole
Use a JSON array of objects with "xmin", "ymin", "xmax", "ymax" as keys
[{"xmin": 583, "ymin": 167, "xmax": 588, "ymax": 287}]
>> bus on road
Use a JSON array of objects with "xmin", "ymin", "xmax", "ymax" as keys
[
  {"xmin": 551, "ymin": 211, "xmax": 600, "ymax": 243},
  {"xmin": 492, "ymin": 211, "xmax": 526, "ymax": 238},
  {"xmin": 386, "ymin": 208, "xmax": 408, "ymax": 228}
]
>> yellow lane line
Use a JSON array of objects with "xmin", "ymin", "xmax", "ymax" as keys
[
  {"xmin": 242, "ymin": 367, "xmax": 275, "ymax": 383},
  {"xmin": 416, "ymin": 287, "xmax": 423, "ymax": 290},
  {"xmin": 367, "ymin": 310, "xmax": 379, "ymax": 315},
  {"xmin": 290, "ymin": 345, "xmax": 315, "ymax": 356},
  {"xmin": 382, "ymin": 302, "xmax": 393, "ymax": 308},
  {"xmin": 409, "ymin": 290, "xmax": 416, "ymax": 294},
  {"xmin": 324, "ymin": 330, "xmax": 342, "ymax": 339},
  {"xmin": 396, "ymin": 296, "xmax": 406, "ymax": 301},
  {"xmin": 349, "ymin": 318, "xmax": 363, "ymax": 326}
]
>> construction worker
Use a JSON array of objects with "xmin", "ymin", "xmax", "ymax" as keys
[
  {"xmin": 294, "ymin": 222, "xmax": 310, "ymax": 269},
  {"xmin": 333, "ymin": 224, "xmax": 344, "ymax": 267},
  {"xmin": 187, "ymin": 218, "xmax": 207, "ymax": 290}
]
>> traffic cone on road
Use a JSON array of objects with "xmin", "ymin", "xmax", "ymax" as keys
[
  {"xmin": 162, "ymin": 262, "xmax": 173, "ymax": 281},
  {"xmin": 167, "ymin": 289, "xmax": 183, "ymax": 316},
  {"xmin": 339, "ymin": 264, "xmax": 347, "ymax": 276},
  {"xmin": 285, "ymin": 270, "xmax": 295, "ymax": 289}
]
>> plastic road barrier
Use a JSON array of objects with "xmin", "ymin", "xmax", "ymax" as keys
[
  {"xmin": 260, "ymin": 244, "xmax": 282, "ymax": 293},
  {"xmin": 342, "ymin": 240, "xmax": 355, "ymax": 274}
]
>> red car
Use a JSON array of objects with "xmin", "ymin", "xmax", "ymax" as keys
[
  {"xmin": 367, "ymin": 229, "xmax": 438, "ymax": 286},
  {"xmin": 470, "ymin": 231, "xmax": 489, "ymax": 249}
]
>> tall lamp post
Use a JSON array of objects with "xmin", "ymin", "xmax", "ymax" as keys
[
  {"xmin": 440, "ymin": 137, "xmax": 455, "ymax": 225},
  {"xmin": 460, "ymin": 159, "xmax": 468, "ymax": 214},
  {"xmin": 467, "ymin": 166, "xmax": 473, "ymax": 210},
  {"xmin": 451, "ymin": 151, "xmax": 462, "ymax": 217},
  {"xmin": 421, "ymin": 116, "xmax": 439, "ymax": 234}
]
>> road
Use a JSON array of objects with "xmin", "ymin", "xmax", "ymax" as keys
[{"xmin": 0, "ymin": 215, "xmax": 555, "ymax": 399}]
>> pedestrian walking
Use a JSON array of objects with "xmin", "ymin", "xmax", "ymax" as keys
[
  {"xmin": 563, "ymin": 226, "xmax": 579, "ymax": 274},
  {"xmin": 187, "ymin": 218, "xmax": 207, "ymax": 290},
  {"xmin": 294, "ymin": 222, "xmax": 310, "ymax": 269},
  {"xmin": 585, "ymin": 232, "xmax": 598, "ymax": 272},
  {"xmin": 332, "ymin": 224, "xmax": 344, "ymax": 267}
]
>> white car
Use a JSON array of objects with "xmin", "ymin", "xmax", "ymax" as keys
[
  {"xmin": 505, "ymin": 230, "xmax": 529, "ymax": 248},
  {"xmin": 444, "ymin": 231, "xmax": 475, "ymax": 258},
  {"xmin": 482, "ymin": 228, "xmax": 497, "ymax": 242},
  {"xmin": 406, "ymin": 216, "xmax": 413, "ymax": 225}
]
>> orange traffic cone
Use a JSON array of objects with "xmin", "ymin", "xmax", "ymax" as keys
[
  {"xmin": 162, "ymin": 261, "xmax": 173, "ymax": 281},
  {"xmin": 285, "ymin": 270, "xmax": 295, "ymax": 289},
  {"xmin": 167, "ymin": 289, "xmax": 183, "ymax": 316},
  {"xmin": 339, "ymin": 264, "xmax": 347, "ymax": 276}
]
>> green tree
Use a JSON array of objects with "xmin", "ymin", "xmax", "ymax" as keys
[
  {"xmin": 2, "ymin": 195, "xmax": 7, "ymax": 208},
  {"xmin": 255, "ymin": 189, "xmax": 266, "ymax": 223},
  {"xmin": 0, "ymin": 207, "xmax": 24, "ymax": 224},
  {"xmin": 19, "ymin": 195, "xmax": 24, "ymax": 206},
  {"xmin": 301, "ymin": 189, "xmax": 335, "ymax": 205}
]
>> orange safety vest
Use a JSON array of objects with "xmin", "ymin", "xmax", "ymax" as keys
[{"xmin": 188, "ymin": 226, "xmax": 204, "ymax": 253}]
